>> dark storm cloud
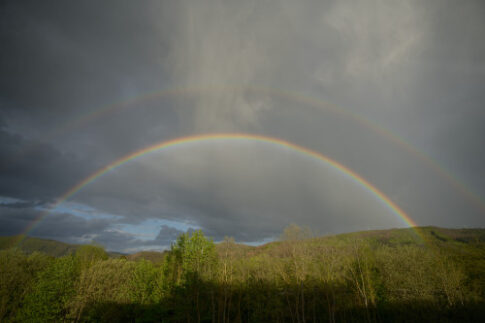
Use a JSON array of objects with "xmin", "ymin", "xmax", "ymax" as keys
[
  {"xmin": 0, "ymin": 205, "xmax": 173, "ymax": 252},
  {"xmin": 0, "ymin": 127, "xmax": 91, "ymax": 201},
  {"xmin": 154, "ymin": 225, "xmax": 185, "ymax": 245},
  {"xmin": 90, "ymin": 230, "xmax": 146, "ymax": 253},
  {"xmin": 0, "ymin": 0, "xmax": 168, "ymax": 114},
  {"xmin": 89, "ymin": 225, "xmax": 187, "ymax": 252},
  {"xmin": 0, "ymin": 206, "xmax": 109, "ymax": 240},
  {"xmin": 0, "ymin": 0, "xmax": 180, "ymax": 159},
  {"xmin": 0, "ymin": 200, "xmax": 44, "ymax": 209},
  {"xmin": 1, "ymin": 0, "xmax": 484, "ymax": 251}
]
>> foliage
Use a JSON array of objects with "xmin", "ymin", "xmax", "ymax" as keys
[
  {"xmin": 0, "ymin": 226, "xmax": 484, "ymax": 322},
  {"xmin": 168, "ymin": 230, "xmax": 217, "ymax": 281},
  {"xmin": 0, "ymin": 249, "xmax": 52, "ymax": 321},
  {"xmin": 18, "ymin": 255, "xmax": 79, "ymax": 322},
  {"xmin": 75, "ymin": 245, "xmax": 109, "ymax": 268}
]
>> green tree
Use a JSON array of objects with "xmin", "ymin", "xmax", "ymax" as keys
[
  {"xmin": 75, "ymin": 245, "xmax": 108, "ymax": 269},
  {"xmin": 168, "ymin": 230, "xmax": 217, "ymax": 282},
  {"xmin": 69, "ymin": 259, "xmax": 136, "ymax": 321},
  {"xmin": 130, "ymin": 259, "xmax": 161, "ymax": 304},
  {"xmin": 166, "ymin": 230, "xmax": 217, "ymax": 322},
  {"xmin": 346, "ymin": 240, "xmax": 377, "ymax": 315},
  {"xmin": 279, "ymin": 224, "xmax": 313, "ymax": 323},
  {"xmin": 18, "ymin": 255, "xmax": 79, "ymax": 322},
  {"xmin": 0, "ymin": 249, "xmax": 32, "ymax": 321}
]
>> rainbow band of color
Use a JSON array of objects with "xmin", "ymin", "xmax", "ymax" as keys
[{"xmin": 21, "ymin": 133, "xmax": 417, "ymax": 241}]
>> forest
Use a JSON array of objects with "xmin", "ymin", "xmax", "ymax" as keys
[{"xmin": 1, "ymin": 226, "xmax": 484, "ymax": 322}]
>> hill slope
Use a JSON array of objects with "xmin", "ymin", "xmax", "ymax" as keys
[
  {"xmin": 0, "ymin": 235, "xmax": 124, "ymax": 258},
  {"xmin": 2, "ymin": 226, "xmax": 485, "ymax": 258},
  {"xmin": 0, "ymin": 235, "xmax": 79, "ymax": 257}
]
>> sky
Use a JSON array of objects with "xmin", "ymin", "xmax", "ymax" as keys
[{"xmin": 1, "ymin": 0, "xmax": 484, "ymax": 252}]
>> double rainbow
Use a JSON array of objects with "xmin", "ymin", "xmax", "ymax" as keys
[{"xmin": 17, "ymin": 86, "xmax": 484, "ymax": 214}]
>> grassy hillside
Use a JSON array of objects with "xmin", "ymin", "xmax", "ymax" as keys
[{"xmin": 0, "ymin": 226, "xmax": 484, "ymax": 322}]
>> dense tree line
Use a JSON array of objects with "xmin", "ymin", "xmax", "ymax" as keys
[{"xmin": 0, "ymin": 226, "xmax": 484, "ymax": 322}]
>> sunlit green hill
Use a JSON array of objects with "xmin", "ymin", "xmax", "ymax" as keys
[{"xmin": 219, "ymin": 226, "xmax": 485, "ymax": 258}]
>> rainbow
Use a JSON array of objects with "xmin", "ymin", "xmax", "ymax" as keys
[
  {"xmin": 20, "ymin": 133, "xmax": 418, "ymax": 243},
  {"xmin": 17, "ymin": 86, "xmax": 484, "ymax": 214}
]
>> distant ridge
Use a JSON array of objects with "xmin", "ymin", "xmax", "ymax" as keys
[
  {"xmin": 0, "ymin": 235, "xmax": 78, "ymax": 257},
  {"xmin": 1, "ymin": 226, "xmax": 484, "ymax": 259},
  {"xmin": 0, "ymin": 235, "xmax": 123, "ymax": 258}
]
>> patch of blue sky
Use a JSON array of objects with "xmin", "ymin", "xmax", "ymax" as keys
[
  {"xmin": 27, "ymin": 198, "xmax": 200, "ymax": 243},
  {"xmin": 0, "ymin": 196, "xmax": 24, "ymax": 204},
  {"xmin": 39, "ymin": 201, "xmax": 122, "ymax": 220},
  {"xmin": 123, "ymin": 245, "xmax": 168, "ymax": 253},
  {"xmin": 117, "ymin": 218, "xmax": 200, "ymax": 241},
  {"xmin": 241, "ymin": 237, "xmax": 275, "ymax": 246}
]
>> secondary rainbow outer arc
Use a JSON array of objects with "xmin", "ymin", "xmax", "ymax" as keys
[
  {"xmin": 35, "ymin": 86, "xmax": 485, "ymax": 214},
  {"xmin": 21, "ymin": 133, "xmax": 418, "ymax": 243}
]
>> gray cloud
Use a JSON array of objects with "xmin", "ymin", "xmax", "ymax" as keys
[
  {"xmin": 0, "ymin": 207, "xmax": 109, "ymax": 240},
  {"xmin": 154, "ymin": 225, "xmax": 185, "ymax": 245},
  {"xmin": 1, "ymin": 0, "xmax": 484, "ymax": 251},
  {"xmin": 0, "ymin": 205, "xmax": 186, "ymax": 252},
  {"xmin": 0, "ymin": 127, "xmax": 92, "ymax": 201}
]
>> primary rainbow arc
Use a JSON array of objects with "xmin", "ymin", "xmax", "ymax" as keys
[{"xmin": 21, "ymin": 133, "xmax": 418, "ymax": 241}]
